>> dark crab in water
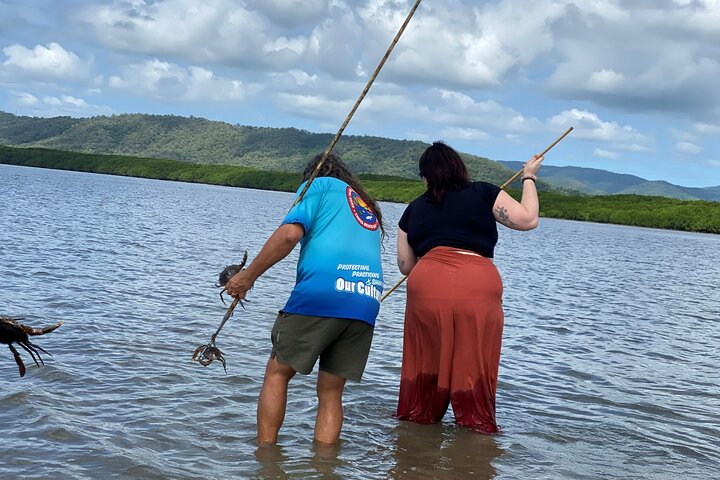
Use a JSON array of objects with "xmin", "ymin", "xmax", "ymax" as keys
[
  {"xmin": 192, "ymin": 250, "xmax": 249, "ymax": 373},
  {"xmin": 216, "ymin": 249, "xmax": 249, "ymax": 306},
  {"xmin": 0, "ymin": 316, "xmax": 63, "ymax": 377}
]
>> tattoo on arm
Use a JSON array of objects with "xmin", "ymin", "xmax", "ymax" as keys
[
  {"xmin": 398, "ymin": 259, "xmax": 405, "ymax": 270},
  {"xmin": 495, "ymin": 206, "xmax": 518, "ymax": 228}
]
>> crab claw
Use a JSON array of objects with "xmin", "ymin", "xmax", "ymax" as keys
[
  {"xmin": 191, "ymin": 344, "xmax": 213, "ymax": 365},
  {"xmin": 9, "ymin": 345, "xmax": 26, "ymax": 377},
  {"xmin": 21, "ymin": 320, "xmax": 64, "ymax": 336},
  {"xmin": 191, "ymin": 344, "xmax": 227, "ymax": 373},
  {"xmin": 219, "ymin": 289, "xmax": 249, "ymax": 308},
  {"xmin": 210, "ymin": 347, "xmax": 227, "ymax": 373}
]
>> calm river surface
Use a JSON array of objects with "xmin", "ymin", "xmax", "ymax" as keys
[{"xmin": 1, "ymin": 164, "xmax": 718, "ymax": 479}]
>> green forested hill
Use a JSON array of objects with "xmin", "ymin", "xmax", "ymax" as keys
[
  {"xmin": 0, "ymin": 111, "xmax": 81, "ymax": 144},
  {"xmin": 2, "ymin": 144, "xmax": 718, "ymax": 233},
  {"xmin": 6, "ymin": 111, "xmax": 715, "ymax": 200},
  {"xmin": 499, "ymin": 160, "xmax": 720, "ymax": 201},
  {"xmin": 0, "ymin": 111, "xmax": 517, "ymax": 186}
]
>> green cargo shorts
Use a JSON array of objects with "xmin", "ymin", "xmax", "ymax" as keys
[{"xmin": 270, "ymin": 312, "xmax": 374, "ymax": 382}]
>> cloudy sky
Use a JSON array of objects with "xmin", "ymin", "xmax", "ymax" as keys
[{"xmin": 1, "ymin": 0, "xmax": 719, "ymax": 187}]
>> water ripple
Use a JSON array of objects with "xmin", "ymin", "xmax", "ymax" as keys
[{"xmin": 1, "ymin": 165, "xmax": 718, "ymax": 479}]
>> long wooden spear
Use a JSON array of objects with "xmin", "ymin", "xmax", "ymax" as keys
[
  {"xmin": 194, "ymin": 0, "xmax": 424, "ymax": 367},
  {"xmin": 500, "ymin": 127, "xmax": 574, "ymax": 189},
  {"xmin": 379, "ymin": 126, "xmax": 574, "ymax": 303},
  {"xmin": 225, "ymin": 0, "xmax": 423, "ymax": 312},
  {"xmin": 293, "ymin": 0, "xmax": 424, "ymax": 208}
]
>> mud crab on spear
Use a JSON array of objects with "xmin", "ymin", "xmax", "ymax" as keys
[
  {"xmin": 1, "ymin": 315, "xmax": 63, "ymax": 377},
  {"xmin": 192, "ymin": 250, "xmax": 249, "ymax": 372},
  {"xmin": 216, "ymin": 250, "xmax": 249, "ymax": 306}
]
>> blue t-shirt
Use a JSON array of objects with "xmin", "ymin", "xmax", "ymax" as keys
[{"xmin": 281, "ymin": 177, "xmax": 383, "ymax": 326}]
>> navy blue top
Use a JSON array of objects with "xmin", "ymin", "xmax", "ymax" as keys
[{"xmin": 398, "ymin": 181, "xmax": 502, "ymax": 258}]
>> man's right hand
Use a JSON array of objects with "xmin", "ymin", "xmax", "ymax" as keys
[{"xmin": 225, "ymin": 270, "xmax": 255, "ymax": 300}]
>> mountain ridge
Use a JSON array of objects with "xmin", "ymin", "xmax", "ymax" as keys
[
  {"xmin": 498, "ymin": 161, "xmax": 720, "ymax": 201},
  {"xmin": 0, "ymin": 111, "xmax": 520, "ymax": 188},
  {"xmin": 2, "ymin": 111, "xmax": 717, "ymax": 201}
]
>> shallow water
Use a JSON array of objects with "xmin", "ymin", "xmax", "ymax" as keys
[{"xmin": 1, "ymin": 164, "xmax": 718, "ymax": 479}]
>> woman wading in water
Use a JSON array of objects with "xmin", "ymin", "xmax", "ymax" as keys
[{"xmin": 395, "ymin": 141, "xmax": 543, "ymax": 433}]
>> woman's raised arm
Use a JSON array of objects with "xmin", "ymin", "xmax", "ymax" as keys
[{"xmin": 492, "ymin": 154, "xmax": 543, "ymax": 231}]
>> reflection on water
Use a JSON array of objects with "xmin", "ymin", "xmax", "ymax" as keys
[
  {"xmin": 310, "ymin": 442, "xmax": 343, "ymax": 479},
  {"xmin": 253, "ymin": 445, "xmax": 290, "ymax": 480},
  {"xmin": 249, "ymin": 423, "xmax": 505, "ymax": 480},
  {"xmin": 1, "ymin": 165, "xmax": 718, "ymax": 479},
  {"xmin": 389, "ymin": 422, "xmax": 504, "ymax": 479}
]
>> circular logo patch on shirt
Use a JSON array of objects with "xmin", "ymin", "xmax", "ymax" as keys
[{"xmin": 346, "ymin": 186, "xmax": 379, "ymax": 231}]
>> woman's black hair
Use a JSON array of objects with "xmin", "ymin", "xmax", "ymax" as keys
[
  {"xmin": 418, "ymin": 141, "xmax": 470, "ymax": 204},
  {"xmin": 302, "ymin": 152, "xmax": 385, "ymax": 236}
]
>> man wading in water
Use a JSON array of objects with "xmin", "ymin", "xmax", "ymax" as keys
[{"xmin": 225, "ymin": 153, "xmax": 384, "ymax": 446}]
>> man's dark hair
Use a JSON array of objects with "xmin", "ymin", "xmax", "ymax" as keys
[
  {"xmin": 302, "ymin": 152, "xmax": 385, "ymax": 236},
  {"xmin": 418, "ymin": 141, "xmax": 470, "ymax": 204}
]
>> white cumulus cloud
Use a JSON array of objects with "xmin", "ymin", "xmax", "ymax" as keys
[
  {"xmin": 692, "ymin": 122, "xmax": 720, "ymax": 135},
  {"xmin": 79, "ymin": 0, "xmax": 307, "ymax": 70},
  {"xmin": 549, "ymin": 109, "xmax": 651, "ymax": 151},
  {"xmin": 586, "ymin": 69, "xmax": 625, "ymax": 93},
  {"xmin": 441, "ymin": 127, "xmax": 489, "ymax": 142},
  {"xmin": 108, "ymin": 59, "xmax": 247, "ymax": 102},
  {"xmin": 10, "ymin": 91, "xmax": 111, "ymax": 117},
  {"xmin": 14, "ymin": 91, "xmax": 39, "ymax": 106},
  {"xmin": 594, "ymin": 148, "xmax": 619, "ymax": 159},
  {"xmin": 272, "ymin": 79, "xmax": 542, "ymax": 135},
  {"xmin": 434, "ymin": 90, "xmax": 541, "ymax": 132},
  {"xmin": 1, "ymin": 42, "xmax": 92, "ymax": 82},
  {"xmin": 246, "ymin": 0, "xmax": 329, "ymax": 28},
  {"xmin": 675, "ymin": 141, "xmax": 702, "ymax": 155},
  {"xmin": 375, "ymin": 0, "xmax": 560, "ymax": 88},
  {"xmin": 544, "ymin": 1, "xmax": 720, "ymax": 117}
]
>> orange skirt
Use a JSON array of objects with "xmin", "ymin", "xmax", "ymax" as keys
[{"xmin": 396, "ymin": 246, "xmax": 504, "ymax": 433}]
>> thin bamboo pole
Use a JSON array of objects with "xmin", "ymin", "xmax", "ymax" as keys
[
  {"xmin": 206, "ymin": 0, "xmax": 424, "ymax": 347},
  {"xmin": 380, "ymin": 126, "xmax": 574, "ymax": 303},
  {"xmin": 500, "ymin": 127, "xmax": 573, "ymax": 189},
  {"xmin": 292, "ymin": 0, "xmax": 424, "ymax": 208}
]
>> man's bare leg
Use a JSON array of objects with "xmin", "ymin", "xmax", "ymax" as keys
[
  {"xmin": 257, "ymin": 357, "xmax": 296, "ymax": 445},
  {"xmin": 314, "ymin": 370, "xmax": 347, "ymax": 444}
]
